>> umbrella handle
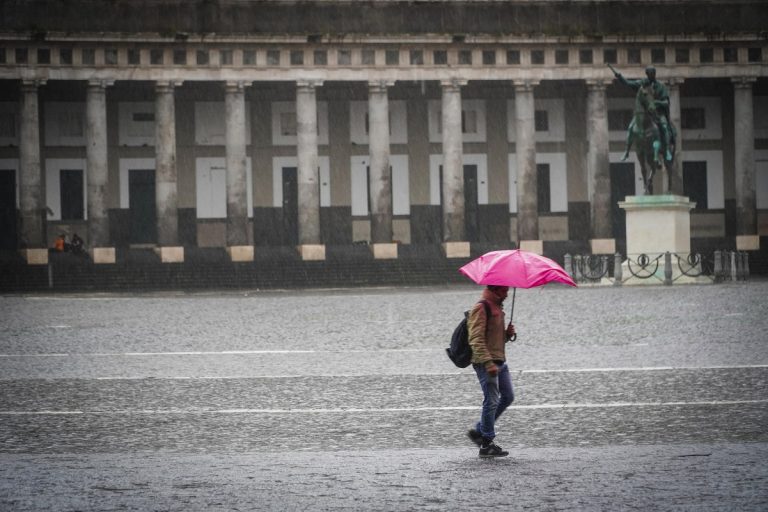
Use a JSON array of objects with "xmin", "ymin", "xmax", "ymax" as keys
[{"xmin": 507, "ymin": 287, "xmax": 517, "ymax": 342}]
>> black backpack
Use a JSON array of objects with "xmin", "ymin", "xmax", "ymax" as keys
[{"xmin": 446, "ymin": 300, "xmax": 490, "ymax": 368}]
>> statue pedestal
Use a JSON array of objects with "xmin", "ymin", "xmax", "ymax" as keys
[{"xmin": 617, "ymin": 195, "xmax": 707, "ymax": 285}]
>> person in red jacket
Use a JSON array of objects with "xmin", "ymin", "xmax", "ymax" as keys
[{"xmin": 466, "ymin": 285, "xmax": 516, "ymax": 458}]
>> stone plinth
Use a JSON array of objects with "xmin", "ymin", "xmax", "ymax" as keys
[
  {"xmin": 618, "ymin": 195, "xmax": 695, "ymax": 256},
  {"xmin": 92, "ymin": 247, "xmax": 116, "ymax": 264},
  {"xmin": 227, "ymin": 246, "xmax": 254, "ymax": 262},
  {"xmin": 21, "ymin": 248, "xmax": 48, "ymax": 265},
  {"xmin": 372, "ymin": 243, "xmax": 398, "ymax": 260},
  {"xmin": 736, "ymin": 235, "xmax": 760, "ymax": 251},
  {"xmin": 298, "ymin": 244, "xmax": 325, "ymax": 261},
  {"xmin": 442, "ymin": 241, "xmax": 470, "ymax": 259},
  {"xmin": 155, "ymin": 246, "xmax": 185, "ymax": 263},
  {"xmin": 590, "ymin": 238, "xmax": 616, "ymax": 255},
  {"xmin": 519, "ymin": 240, "xmax": 543, "ymax": 255}
]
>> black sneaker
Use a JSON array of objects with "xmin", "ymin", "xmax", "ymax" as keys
[
  {"xmin": 467, "ymin": 429, "xmax": 483, "ymax": 447},
  {"xmin": 479, "ymin": 441, "xmax": 509, "ymax": 458}
]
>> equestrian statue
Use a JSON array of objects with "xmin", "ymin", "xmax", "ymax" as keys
[{"xmin": 609, "ymin": 64, "xmax": 677, "ymax": 194}]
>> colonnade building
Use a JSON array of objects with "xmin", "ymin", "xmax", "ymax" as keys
[{"xmin": 1, "ymin": 0, "xmax": 767, "ymax": 266}]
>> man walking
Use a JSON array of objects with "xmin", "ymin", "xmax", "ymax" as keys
[{"xmin": 466, "ymin": 285, "xmax": 516, "ymax": 458}]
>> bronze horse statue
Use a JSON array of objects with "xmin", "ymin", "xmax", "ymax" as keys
[{"xmin": 625, "ymin": 83, "xmax": 675, "ymax": 194}]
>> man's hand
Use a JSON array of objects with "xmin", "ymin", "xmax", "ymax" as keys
[
  {"xmin": 506, "ymin": 322, "xmax": 517, "ymax": 342},
  {"xmin": 484, "ymin": 361, "xmax": 499, "ymax": 377}
]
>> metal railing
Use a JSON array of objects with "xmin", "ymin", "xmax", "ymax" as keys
[{"xmin": 564, "ymin": 250, "xmax": 750, "ymax": 286}]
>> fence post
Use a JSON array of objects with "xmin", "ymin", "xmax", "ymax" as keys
[
  {"xmin": 574, "ymin": 254, "xmax": 583, "ymax": 282},
  {"xmin": 731, "ymin": 251, "xmax": 738, "ymax": 282},
  {"xmin": 713, "ymin": 250, "xmax": 722, "ymax": 283},
  {"xmin": 564, "ymin": 253, "xmax": 573, "ymax": 280},
  {"xmin": 613, "ymin": 252, "xmax": 623, "ymax": 286},
  {"xmin": 743, "ymin": 252, "xmax": 750, "ymax": 280},
  {"xmin": 664, "ymin": 252, "xmax": 673, "ymax": 285}
]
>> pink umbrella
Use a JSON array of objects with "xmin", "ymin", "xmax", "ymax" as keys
[{"xmin": 459, "ymin": 249, "xmax": 576, "ymax": 338}]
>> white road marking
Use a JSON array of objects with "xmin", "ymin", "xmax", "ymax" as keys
[{"xmin": 1, "ymin": 399, "xmax": 767, "ymax": 416}]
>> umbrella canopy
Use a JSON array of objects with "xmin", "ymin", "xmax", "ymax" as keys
[{"xmin": 459, "ymin": 249, "xmax": 576, "ymax": 289}]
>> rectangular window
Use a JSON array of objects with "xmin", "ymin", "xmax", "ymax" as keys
[
  {"xmin": 724, "ymin": 47, "xmax": 738, "ymax": 63},
  {"xmin": 58, "ymin": 111, "xmax": 84, "ymax": 137},
  {"xmin": 197, "ymin": 50, "xmax": 209, "ymax": 65},
  {"xmin": 290, "ymin": 50, "xmax": 304, "ymax": 65},
  {"xmin": 173, "ymin": 49, "xmax": 187, "ymax": 65},
  {"xmin": 280, "ymin": 112, "xmax": 296, "ymax": 136},
  {"xmin": 603, "ymin": 48, "xmax": 617, "ymax": 64},
  {"xmin": 675, "ymin": 48, "xmax": 690, "ymax": 63},
  {"xmin": 82, "ymin": 48, "xmax": 95, "ymax": 65},
  {"xmin": 579, "ymin": 49, "xmax": 593, "ymax": 64},
  {"xmin": 220, "ymin": 50, "xmax": 233, "ymax": 65},
  {"xmin": 535, "ymin": 110, "xmax": 549, "ymax": 132},
  {"xmin": 105, "ymin": 48, "xmax": 118, "ymax": 65},
  {"xmin": 651, "ymin": 48, "xmax": 666, "ymax": 64},
  {"xmin": 410, "ymin": 50, "xmax": 424, "ymax": 65},
  {"xmin": 361, "ymin": 49, "xmax": 375, "ymax": 65},
  {"xmin": 531, "ymin": 50, "xmax": 545, "ymax": 65},
  {"xmin": 627, "ymin": 48, "xmax": 641, "ymax": 64},
  {"xmin": 681, "ymin": 108, "xmax": 706, "ymax": 130},
  {"xmin": 482, "ymin": 50, "xmax": 496, "ymax": 65},
  {"xmin": 506, "ymin": 50, "xmax": 520, "ymax": 65},
  {"xmin": 461, "ymin": 110, "xmax": 477, "ymax": 134},
  {"xmin": 385, "ymin": 50, "xmax": 399, "ymax": 65},
  {"xmin": 61, "ymin": 48, "xmax": 74, "ymax": 64},
  {"xmin": 608, "ymin": 109, "xmax": 633, "ymax": 131},
  {"xmin": 537, "ymin": 163, "xmax": 551, "ymax": 213},
  {"xmin": 700, "ymin": 48, "xmax": 714, "ymax": 63},
  {"xmin": 433, "ymin": 50, "xmax": 447, "ymax": 65},
  {"xmin": 0, "ymin": 112, "xmax": 16, "ymax": 138},
  {"xmin": 267, "ymin": 50, "xmax": 280, "ymax": 65},
  {"xmin": 150, "ymin": 48, "xmax": 163, "ymax": 65},
  {"xmin": 0, "ymin": 48, "xmax": 5, "ymax": 64},
  {"xmin": 555, "ymin": 49, "xmax": 568, "ymax": 65},
  {"xmin": 338, "ymin": 50, "xmax": 351, "ymax": 65},
  {"xmin": 243, "ymin": 50, "xmax": 256, "ymax": 65},
  {"xmin": 748, "ymin": 47, "xmax": 762, "ymax": 63},
  {"xmin": 314, "ymin": 50, "xmax": 327, "ymax": 65},
  {"xmin": 132, "ymin": 112, "xmax": 154, "ymax": 122},
  {"xmin": 37, "ymin": 48, "xmax": 51, "ymax": 64},
  {"xmin": 683, "ymin": 161, "xmax": 708, "ymax": 210},
  {"xmin": 127, "ymin": 48, "xmax": 140, "ymax": 65},
  {"xmin": 60, "ymin": 169, "xmax": 84, "ymax": 220},
  {"xmin": 458, "ymin": 50, "xmax": 472, "ymax": 65},
  {"xmin": 15, "ymin": 48, "xmax": 28, "ymax": 64}
]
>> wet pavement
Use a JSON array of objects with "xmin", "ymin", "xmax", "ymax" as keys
[{"xmin": 1, "ymin": 281, "xmax": 767, "ymax": 510}]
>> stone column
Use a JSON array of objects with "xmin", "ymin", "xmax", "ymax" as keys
[
  {"xmin": 296, "ymin": 80, "xmax": 324, "ymax": 260},
  {"xmin": 155, "ymin": 80, "xmax": 183, "ymax": 262},
  {"xmin": 368, "ymin": 80, "xmax": 396, "ymax": 259},
  {"xmin": 224, "ymin": 80, "xmax": 252, "ymax": 261},
  {"xmin": 733, "ymin": 77, "xmax": 759, "ymax": 250},
  {"xmin": 667, "ymin": 78, "xmax": 684, "ymax": 195},
  {"xmin": 86, "ymin": 79, "xmax": 115, "ymax": 263},
  {"xmin": 514, "ymin": 80, "xmax": 540, "ymax": 252},
  {"xmin": 586, "ymin": 80, "xmax": 614, "ymax": 254},
  {"xmin": 18, "ymin": 79, "xmax": 47, "ymax": 264},
  {"xmin": 441, "ymin": 78, "xmax": 469, "ymax": 257}
]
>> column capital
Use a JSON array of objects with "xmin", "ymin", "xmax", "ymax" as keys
[
  {"xmin": 87, "ymin": 79, "xmax": 114, "ymax": 89},
  {"xmin": 224, "ymin": 80, "xmax": 250, "ymax": 93},
  {"xmin": 732, "ymin": 76, "xmax": 758, "ymax": 88},
  {"xmin": 296, "ymin": 79, "xmax": 323, "ymax": 90},
  {"xmin": 156, "ymin": 80, "xmax": 183, "ymax": 92},
  {"xmin": 368, "ymin": 80, "xmax": 395, "ymax": 93},
  {"xmin": 513, "ymin": 80, "xmax": 539, "ymax": 93},
  {"xmin": 585, "ymin": 79, "xmax": 609, "ymax": 91},
  {"xmin": 440, "ymin": 78, "xmax": 467, "ymax": 91},
  {"xmin": 666, "ymin": 77, "xmax": 685, "ymax": 88},
  {"xmin": 20, "ymin": 78, "xmax": 47, "ymax": 91}
]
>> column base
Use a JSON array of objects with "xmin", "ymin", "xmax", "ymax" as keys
[
  {"xmin": 91, "ymin": 247, "xmax": 116, "ymax": 264},
  {"xmin": 442, "ymin": 241, "xmax": 470, "ymax": 258},
  {"xmin": 21, "ymin": 248, "xmax": 48, "ymax": 265},
  {"xmin": 298, "ymin": 244, "xmax": 326, "ymax": 261},
  {"xmin": 227, "ymin": 246, "xmax": 254, "ymax": 262},
  {"xmin": 372, "ymin": 243, "xmax": 398, "ymax": 260},
  {"xmin": 590, "ymin": 238, "xmax": 616, "ymax": 255},
  {"xmin": 155, "ymin": 246, "xmax": 185, "ymax": 263},
  {"xmin": 736, "ymin": 235, "xmax": 760, "ymax": 251},
  {"xmin": 519, "ymin": 240, "xmax": 543, "ymax": 255}
]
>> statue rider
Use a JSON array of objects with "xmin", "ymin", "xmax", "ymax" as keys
[{"xmin": 612, "ymin": 66, "xmax": 673, "ymax": 162}]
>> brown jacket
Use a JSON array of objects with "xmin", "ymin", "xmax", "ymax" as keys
[{"xmin": 468, "ymin": 289, "xmax": 507, "ymax": 365}]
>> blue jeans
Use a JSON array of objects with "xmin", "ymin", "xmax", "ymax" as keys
[{"xmin": 473, "ymin": 362, "xmax": 515, "ymax": 440}]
